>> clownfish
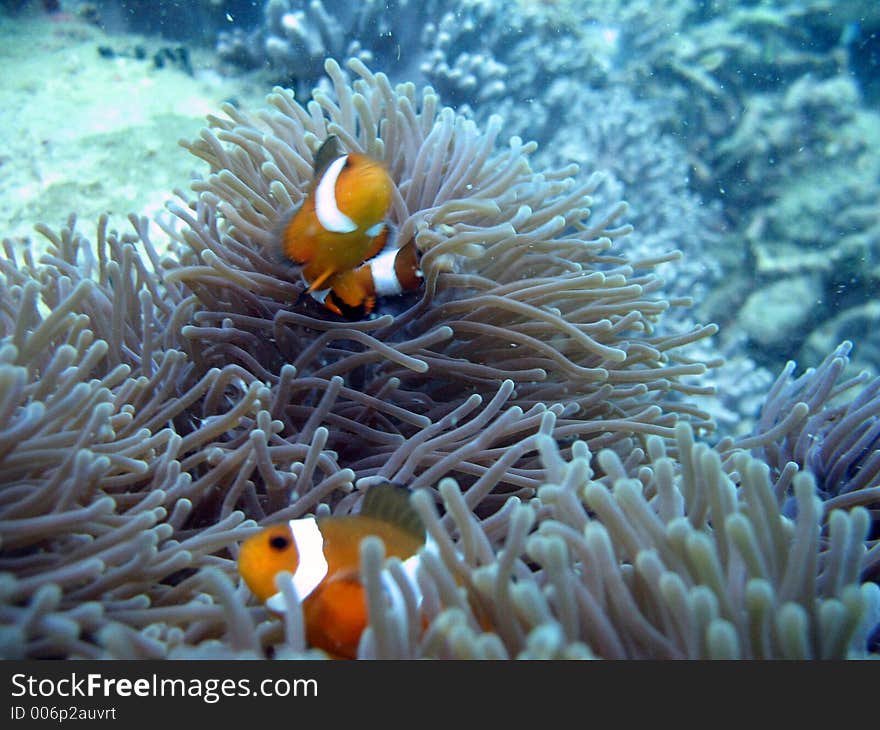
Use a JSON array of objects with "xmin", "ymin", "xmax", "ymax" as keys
[
  {"xmin": 237, "ymin": 482, "xmax": 426, "ymax": 659},
  {"xmin": 280, "ymin": 136, "xmax": 423, "ymax": 318},
  {"xmin": 308, "ymin": 238, "xmax": 423, "ymax": 319}
]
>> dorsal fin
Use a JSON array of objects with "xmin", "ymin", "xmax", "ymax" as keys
[
  {"xmin": 360, "ymin": 481, "xmax": 425, "ymax": 543},
  {"xmin": 313, "ymin": 135, "xmax": 346, "ymax": 179}
]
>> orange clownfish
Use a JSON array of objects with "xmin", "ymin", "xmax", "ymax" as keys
[
  {"xmin": 238, "ymin": 482, "xmax": 426, "ymax": 659},
  {"xmin": 280, "ymin": 136, "xmax": 423, "ymax": 318},
  {"xmin": 307, "ymin": 237, "xmax": 423, "ymax": 319}
]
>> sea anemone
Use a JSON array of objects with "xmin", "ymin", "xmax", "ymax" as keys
[
  {"xmin": 167, "ymin": 58, "xmax": 716, "ymax": 488},
  {"xmin": 356, "ymin": 422, "xmax": 879, "ymax": 659},
  {"xmin": 14, "ymin": 58, "xmax": 873, "ymax": 660},
  {"xmin": 722, "ymin": 341, "xmax": 880, "ymax": 583}
]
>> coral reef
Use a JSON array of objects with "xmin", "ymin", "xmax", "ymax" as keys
[
  {"xmin": 217, "ymin": 0, "xmax": 449, "ymax": 91},
  {"xmin": 216, "ymin": 0, "xmax": 611, "ymax": 108},
  {"xmin": 715, "ymin": 74, "xmax": 880, "ymax": 377},
  {"xmin": 599, "ymin": 1, "xmax": 880, "ymax": 381}
]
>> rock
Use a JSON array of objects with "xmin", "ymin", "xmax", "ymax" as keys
[{"xmin": 737, "ymin": 275, "xmax": 823, "ymax": 350}]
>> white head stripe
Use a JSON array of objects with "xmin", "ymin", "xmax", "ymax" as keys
[
  {"xmin": 287, "ymin": 517, "xmax": 329, "ymax": 602},
  {"xmin": 315, "ymin": 156, "xmax": 357, "ymax": 233},
  {"xmin": 309, "ymin": 287, "xmax": 329, "ymax": 304},
  {"xmin": 370, "ymin": 248, "xmax": 403, "ymax": 297}
]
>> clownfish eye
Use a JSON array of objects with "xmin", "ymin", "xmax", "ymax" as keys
[{"xmin": 269, "ymin": 535, "xmax": 290, "ymax": 551}]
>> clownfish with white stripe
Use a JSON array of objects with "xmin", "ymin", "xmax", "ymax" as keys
[
  {"xmin": 280, "ymin": 136, "xmax": 423, "ymax": 319},
  {"xmin": 237, "ymin": 482, "xmax": 425, "ymax": 659}
]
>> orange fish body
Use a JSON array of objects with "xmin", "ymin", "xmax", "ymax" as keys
[
  {"xmin": 318, "ymin": 240, "xmax": 423, "ymax": 318},
  {"xmin": 279, "ymin": 136, "xmax": 422, "ymax": 318},
  {"xmin": 238, "ymin": 483, "xmax": 425, "ymax": 659}
]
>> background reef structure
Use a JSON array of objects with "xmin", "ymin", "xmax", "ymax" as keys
[{"xmin": 0, "ymin": 58, "xmax": 877, "ymax": 659}]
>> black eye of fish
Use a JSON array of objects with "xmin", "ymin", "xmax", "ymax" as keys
[{"xmin": 269, "ymin": 535, "xmax": 290, "ymax": 550}]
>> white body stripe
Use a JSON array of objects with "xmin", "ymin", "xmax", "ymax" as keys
[
  {"xmin": 387, "ymin": 535, "xmax": 437, "ymax": 608},
  {"xmin": 369, "ymin": 248, "xmax": 403, "ymax": 297},
  {"xmin": 265, "ymin": 517, "xmax": 328, "ymax": 612},
  {"xmin": 364, "ymin": 222, "xmax": 385, "ymax": 238},
  {"xmin": 315, "ymin": 156, "xmax": 357, "ymax": 233},
  {"xmin": 379, "ymin": 552, "xmax": 422, "ymax": 626}
]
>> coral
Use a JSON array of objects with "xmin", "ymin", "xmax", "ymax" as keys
[
  {"xmin": 575, "ymin": 1, "xmax": 880, "ymax": 381},
  {"xmin": 419, "ymin": 0, "xmax": 608, "ymax": 110},
  {"xmin": 216, "ymin": 0, "xmax": 610, "ymax": 109},
  {"xmin": 736, "ymin": 276, "xmax": 824, "ymax": 352},
  {"xmin": 714, "ymin": 75, "xmax": 868, "ymax": 219},
  {"xmin": 724, "ymin": 76, "xmax": 880, "ymax": 374},
  {"xmin": 217, "ymin": 0, "xmax": 450, "ymax": 91},
  {"xmin": 801, "ymin": 304, "xmax": 880, "ymax": 381},
  {"xmin": 611, "ymin": 1, "xmax": 846, "ymax": 168}
]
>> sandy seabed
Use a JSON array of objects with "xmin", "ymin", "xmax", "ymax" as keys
[{"xmin": 0, "ymin": 11, "xmax": 262, "ymax": 251}]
